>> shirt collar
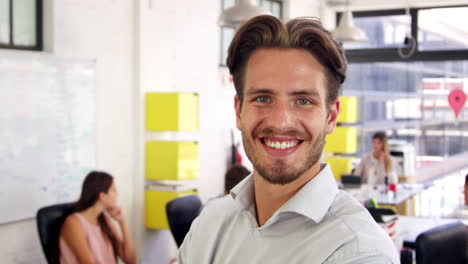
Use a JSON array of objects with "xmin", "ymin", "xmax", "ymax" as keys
[
  {"xmin": 230, "ymin": 173, "xmax": 255, "ymax": 211},
  {"xmin": 279, "ymin": 164, "xmax": 338, "ymax": 223},
  {"xmin": 230, "ymin": 164, "xmax": 338, "ymax": 223}
]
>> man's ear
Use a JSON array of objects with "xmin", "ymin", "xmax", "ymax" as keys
[
  {"xmin": 325, "ymin": 99, "xmax": 340, "ymax": 134},
  {"xmin": 234, "ymin": 95, "xmax": 242, "ymax": 130}
]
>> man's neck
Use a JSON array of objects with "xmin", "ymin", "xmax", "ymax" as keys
[{"xmin": 253, "ymin": 163, "xmax": 322, "ymax": 227}]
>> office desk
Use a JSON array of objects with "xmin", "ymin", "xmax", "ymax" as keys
[
  {"xmin": 344, "ymin": 184, "xmax": 424, "ymax": 215},
  {"xmin": 399, "ymin": 216, "xmax": 468, "ymax": 248}
]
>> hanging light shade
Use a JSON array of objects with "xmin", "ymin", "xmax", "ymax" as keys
[
  {"xmin": 332, "ymin": 10, "xmax": 368, "ymax": 42},
  {"xmin": 218, "ymin": 0, "xmax": 271, "ymax": 28}
]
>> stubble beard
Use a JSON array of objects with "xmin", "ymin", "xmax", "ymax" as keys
[{"xmin": 241, "ymin": 128, "xmax": 326, "ymax": 185}]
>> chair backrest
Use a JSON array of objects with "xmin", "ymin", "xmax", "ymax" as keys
[
  {"xmin": 166, "ymin": 195, "xmax": 202, "ymax": 247},
  {"xmin": 341, "ymin": 174, "xmax": 362, "ymax": 185},
  {"xmin": 36, "ymin": 202, "xmax": 75, "ymax": 264},
  {"xmin": 366, "ymin": 207, "xmax": 397, "ymax": 223},
  {"xmin": 415, "ymin": 221, "xmax": 468, "ymax": 264}
]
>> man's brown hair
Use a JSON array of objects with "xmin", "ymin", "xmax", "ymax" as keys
[{"xmin": 226, "ymin": 15, "xmax": 346, "ymax": 107}]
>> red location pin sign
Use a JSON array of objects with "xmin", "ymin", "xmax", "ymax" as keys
[{"xmin": 448, "ymin": 89, "xmax": 466, "ymax": 119}]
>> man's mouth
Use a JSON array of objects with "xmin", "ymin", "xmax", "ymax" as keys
[{"xmin": 261, "ymin": 138, "xmax": 303, "ymax": 150}]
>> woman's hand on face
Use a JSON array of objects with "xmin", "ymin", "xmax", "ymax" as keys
[{"xmin": 107, "ymin": 206, "xmax": 125, "ymax": 223}]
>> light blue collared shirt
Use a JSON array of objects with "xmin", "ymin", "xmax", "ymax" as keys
[{"xmin": 178, "ymin": 164, "xmax": 400, "ymax": 264}]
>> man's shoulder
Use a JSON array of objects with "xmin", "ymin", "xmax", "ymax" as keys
[
  {"xmin": 197, "ymin": 195, "xmax": 239, "ymax": 223},
  {"xmin": 329, "ymin": 190, "xmax": 368, "ymax": 216},
  {"xmin": 329, "ymin": 190, "xmax": 387, "ymax": 236},
  {"xmin": 325, "ymin": 190, "xmax": 400, "ymax": 263}
]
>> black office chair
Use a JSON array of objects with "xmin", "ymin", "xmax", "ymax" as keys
[
  {"xmin": 166, "ymin": 195, "xmax": 202, "ymax": 247},
  {"xmin": 36, "ymin": 202, "xmax": 75, "ymax": 264},
  {"xmin": 341, "ymin": 174, "xmax": 362, "ymax": 185},
  {"xmin": 366, "ymin": 207, "xmax": 397, "ymax": 223},
  {"xmin": 415, "ymin": 221, "xmax": 468, "ymax": 264}
]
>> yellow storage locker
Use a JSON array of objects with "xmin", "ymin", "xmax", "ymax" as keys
[
  {"xmin": 326, "ymin": 156, "xmax": 356, "ymax": 181},
  {"xmin": 337, "ymin": 96, "xmax": 358, "ymax": 123},
  {"xmin": 146, "ymin": 92, "xmax": 198, "ymax": 131},
  {"xmin": 145, "ymin": 188, "xmax": 198, "ymax": 229},
  {"xmin": 325, "ymin": 126, "xmax": 357, "ymax": 154},
  {"xmin": 146, "ymin": 141, "xmax": 199, "ymax": 180}
]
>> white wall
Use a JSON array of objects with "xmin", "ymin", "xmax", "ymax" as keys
[
  {"xmin": 136, "ymin": 0, "xmax": 237, "ymax": 263},
  {"xmin": 0, "ymin": 0, "xmax": 136, "ymax": 263}
]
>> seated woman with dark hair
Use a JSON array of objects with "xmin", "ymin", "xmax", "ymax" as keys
[{"xmin": 59, "ymin": 171, "xmax": 136, "ymax": 264}]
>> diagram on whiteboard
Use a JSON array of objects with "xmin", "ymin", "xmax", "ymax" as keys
[{"xmin": 0, "ymin": 52, "xmax": 96, "ymax": 224}]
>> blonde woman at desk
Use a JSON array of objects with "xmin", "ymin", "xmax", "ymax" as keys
[
  {"xmin": 353, "ymin": 132, "xmax": 398, "ymax": 186},
  {"xmin": 59, "ymin": 171, "xmax": 136, "ymax": 264}
]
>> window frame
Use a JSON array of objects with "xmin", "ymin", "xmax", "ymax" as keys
[
  {"xmin": 339, "ymin": 5, "xmax": 468, "ymax": 63},
  {"xmin": 0, "ymin": 0, "xmax": 43, "ymax": 51}
]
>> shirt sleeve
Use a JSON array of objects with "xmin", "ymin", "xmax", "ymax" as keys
[{"xmin": 177, "ymin": 217, "xmax": 199, "ymax": 264}]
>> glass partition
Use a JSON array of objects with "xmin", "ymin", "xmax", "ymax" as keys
[{"xmin": 343, "ymin": 60, "xmax": 468, "ymax": 167}]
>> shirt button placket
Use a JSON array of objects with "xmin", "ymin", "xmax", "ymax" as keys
[{"xmin": 253, "ymin": 229, "xmax": 261, "ymax": 237}]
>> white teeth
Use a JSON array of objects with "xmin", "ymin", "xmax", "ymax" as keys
[
  {"xmin": 265, "ymin": 140, "xmax": 298, "ymax": 149},
  {"xmin": 281, "ymin": 142, "xmax": 287, "ymax": 149}
]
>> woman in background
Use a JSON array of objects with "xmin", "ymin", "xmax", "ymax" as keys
[
  {"xmin": 59, "ymin": 171, "xmax": 136, "ymax": 264},
  {"xmin": 353, "ymin": 132, "xmax": 397, "ymax": 186}
]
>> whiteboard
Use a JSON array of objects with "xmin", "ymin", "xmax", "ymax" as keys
[{"xmin": 0, "ymin": 51, "xmax": 96, "ymax": 224}]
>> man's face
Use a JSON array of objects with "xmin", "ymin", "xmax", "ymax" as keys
[{"xmin": 235, "ymin": 48, "xmax": 339, "ymax": 185}]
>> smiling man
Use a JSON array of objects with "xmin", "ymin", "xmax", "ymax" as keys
[{"xmin": 178, "ymin": 15, "xmax": 399, "ymax": 264}]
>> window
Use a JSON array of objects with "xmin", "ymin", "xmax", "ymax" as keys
[
  {"xmin": 342, "ymin": 6, "xmax": 468, "ymax": 62},
  {"xmin": 337, "ymin": 6, "xmax": 468, "ymax": 169},
  {"xmin": 418, "ymin": 7, "xmax": 468, "ymax": 51},
  {"xmin": 219, "ymin": 0, "xmax": 283, "ymax": 66},
  {"xmin": 343, "ymin": 60, "xmax": 468, "ymax": 165},
  {"xmin": 0, "ymin": 0, "xmax": 42, "ymax": 50}
]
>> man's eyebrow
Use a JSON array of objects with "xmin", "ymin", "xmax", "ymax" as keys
[
  {"xmin": 245, "ymin": 88, "xmax": 322, "ymax": 98},
  {"xmin": 289, "ymin": 90, "xmax": 321, "ymax": 97},
  {"xmin": 245, "ymin": 88, "xmax": 273, "ymax": 95}
]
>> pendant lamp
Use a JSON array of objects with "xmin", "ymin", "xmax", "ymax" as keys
[
  {"xmin": 332, "ymin": 3, "xmax": 368, "ymax": 42},
  {"xmin": 218, "ymin": 0, "xmax": 271, "ymax": 28}
]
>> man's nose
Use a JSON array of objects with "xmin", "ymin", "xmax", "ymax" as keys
[{"xmin": 265, "ymin": 100, "xmax": 295, "ymax": 130}]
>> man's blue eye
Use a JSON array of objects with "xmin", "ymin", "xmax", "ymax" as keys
[
  {"xmin": 256, "ymin": 96, "xmax": 269, "ymax": 103},
  {"xmin": 297, "ymin": 98, "xmax": 311, "ymax": 105}
]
